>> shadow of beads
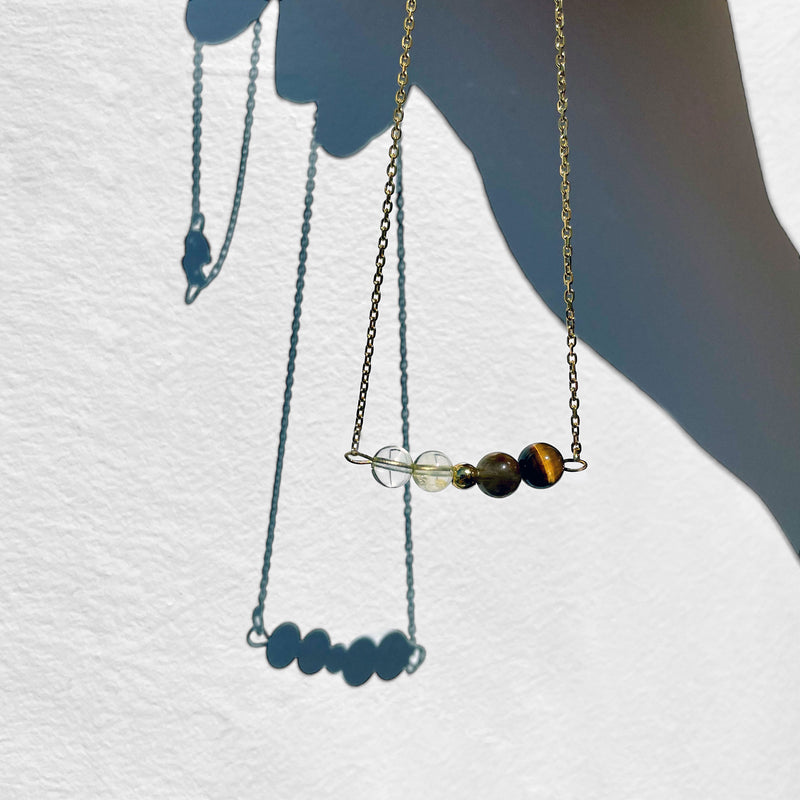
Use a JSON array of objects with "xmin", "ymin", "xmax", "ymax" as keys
[{"xmin": 265, "ymin": 623, "xmax": 414, "ymax": 687}]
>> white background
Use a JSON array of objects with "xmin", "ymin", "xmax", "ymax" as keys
[{"xmin": 1, "ymin": 2, "xmax": 799, "ymax": 797}]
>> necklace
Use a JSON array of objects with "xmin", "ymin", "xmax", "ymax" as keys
[
  {"xmin": 181, "ymin": 20, "xmax": 262, "ymax": 304},
  {"xmin": 245, "ymin": 115, "xmax": 426, "ymax": 687},
  {"xmin": 345, "ymin": 0, "xmax": 588, "ymax": 494}
]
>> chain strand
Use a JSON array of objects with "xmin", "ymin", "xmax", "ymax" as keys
[
  {"xmin": 555, "ymin": 0, "xmax": 583, "ymax": 461},
  {"xmin": 348, "ymin": 0, "xmax": 583, "ymax": 468},
  {"xmin": 349, "ymin": 1, "xmax": 417, "ymax": 455}
]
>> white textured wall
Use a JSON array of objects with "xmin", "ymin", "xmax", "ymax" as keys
[{"xmin": 1, "ymin": 2, "xmax": 799, "ymax": 798}]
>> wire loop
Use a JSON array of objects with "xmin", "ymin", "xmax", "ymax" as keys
[{"xmin": 344, "ymin": 450, "xmax": 373, "ymax": 465}]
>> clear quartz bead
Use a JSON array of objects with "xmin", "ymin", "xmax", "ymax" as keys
[
  {"xmin": 371, "ymin": 445, "xmax": 413, "ymax": 488},
  {"xmin": 412, "ymin": 450, "xmax": 453, "ymax": 492}
]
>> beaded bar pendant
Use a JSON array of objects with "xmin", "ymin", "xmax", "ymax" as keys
[{"xmin": 370, "ymin": 442, "xmax": 569, "ymax": 499}]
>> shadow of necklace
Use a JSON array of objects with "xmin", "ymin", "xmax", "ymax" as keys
[
  {"xmin": 181, "ymin": 20, "xmax": 261, "ymax": 304},
  {"xmin": 243, "ymin": 114, "xmax": 426, "ymax": 686}
]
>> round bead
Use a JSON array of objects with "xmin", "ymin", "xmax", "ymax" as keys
[
  {"xmin": 476, "ymin": 452, "xmax": 521, "ymax": 498},
  {"xmin": 452, "ymin": 463, "xmax": 478, "ymax": 490},
  {"xmin": 412, "ymin": 450, "xmax": 453, "ymax": 492},
  {"xmin": 518, "ymin": 442, "xmax": 564, "ymax": 488},
  {"xmin": 371, "ymin": 445, "xmax": 413, "ymax": 488}
]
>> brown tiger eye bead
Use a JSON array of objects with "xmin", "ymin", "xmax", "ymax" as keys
[
  {"xmin": 476, "ymin": 452, "xmax": 521, "ymax": 498},
  {"xmin": 518, "ymin": 442, "xmax": 564, "ymax": 488},
  {"xmin": 452, "ymin": 463, "xmax": 478, "ymax": 490}
]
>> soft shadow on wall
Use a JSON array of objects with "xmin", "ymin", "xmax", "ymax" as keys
[{"xmin": 186, "ymin": 0, "xmax": 800, "ymax": 552}]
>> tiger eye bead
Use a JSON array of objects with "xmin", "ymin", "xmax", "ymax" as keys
[
  {"xmin": 476, "ymin": 452, "xmax": 521, "ymax": 498},
  {"xmin": 518, "ymin": 442, "xmax": 564, "ymax": 488},
  {"xmin": 452, "ymin": 463, "xmax": 478, "ymax": 490}
]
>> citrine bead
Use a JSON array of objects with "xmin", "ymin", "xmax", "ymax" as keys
[
  {"xmin": 476, "ymin": 452, "xmax": 521, "ymax": 498},
  {"xmin": 452, "ymin": 463, "xmax": 478, "ymax": 490},
  {"xmin": 412, "ymin": 450, "xmax": 453, "ymax": 492},
  {"xmin": 518, "ymin": 442, "xmax": 564, "ymax": 488}
]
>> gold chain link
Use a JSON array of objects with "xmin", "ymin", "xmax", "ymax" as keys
[
  {"xmin": 555, "ymin": 0, "xmax": 583, "ymax": 461},
  {"xmin": 349, "ymin": 0, "xmax": 416, "ymax": 455}
]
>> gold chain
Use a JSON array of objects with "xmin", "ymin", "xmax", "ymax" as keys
[
  {"xmin": 555, "ymin": 0, "xmax": 582, "ymax": 461},
  {"xmin": 349, "ymin": 0, "xmax": 417, "ymax": 455},
  {"xmin": 349, "ymin": 0, "xmax": 584, "ymax": 466}
]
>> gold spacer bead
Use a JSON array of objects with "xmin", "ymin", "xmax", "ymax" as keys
[{"xmin": 452, "ymin": 463, "xmax": 478, "ymax": 490}]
